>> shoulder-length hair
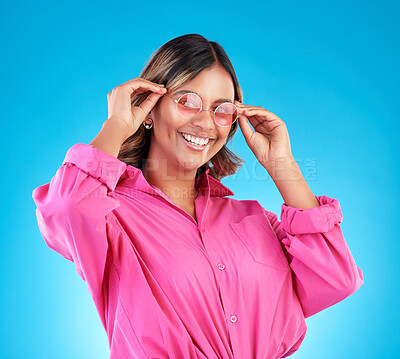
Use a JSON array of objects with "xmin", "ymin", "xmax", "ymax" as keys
[{"xmin": 117, "ymin": 33, "xmax": 245, "ymax": 181}]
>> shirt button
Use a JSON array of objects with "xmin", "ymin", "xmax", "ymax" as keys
[
  {"xmin": 218, "ymin": 263, "xmax": 226, "ymax": 270},
  {"xmin": 230, "ymin": 315, "xmax": 237, "ymax": 323}
]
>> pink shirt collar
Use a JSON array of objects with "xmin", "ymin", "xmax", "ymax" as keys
[{"xmin": 122, "ymin": 166, "xmax": 234, "ymax": 198}]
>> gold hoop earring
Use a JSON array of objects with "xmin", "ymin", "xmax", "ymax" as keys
[{"xmin": 143, "ymin": 119, "xmax": 153, "ymax": 129}]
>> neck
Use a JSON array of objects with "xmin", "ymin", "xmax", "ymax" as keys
[{"xmin": 141, "ymin": 158, "xmax": 199, "ymax": 204}]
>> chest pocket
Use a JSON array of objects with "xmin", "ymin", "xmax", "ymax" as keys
[{"xmin": 229, "ymin": 213, "xmax": 289, "ymax": 271}]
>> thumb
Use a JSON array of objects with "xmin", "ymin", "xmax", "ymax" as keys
[{"xmin": 238, "ymin": 114, "xmax": 254, "ymax": 141}]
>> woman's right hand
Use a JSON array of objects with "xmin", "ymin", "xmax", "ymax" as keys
[{"xmin": 106, "ymin": 78, "xmax": 167, "ymax": 139}]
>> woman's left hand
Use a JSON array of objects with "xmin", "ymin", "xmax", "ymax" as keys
[{"xmin": 235, "ymin": 100, "xmax": 294, "ymax": 170}]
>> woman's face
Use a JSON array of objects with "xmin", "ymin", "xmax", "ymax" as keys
[{"xmin": 146, "ymin": 63, "xmax": 235, "ymax": 176}]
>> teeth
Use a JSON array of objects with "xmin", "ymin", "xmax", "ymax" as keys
[{"xmin": 181, "ymin": 132, "xmax": 209, "ymax": 146}]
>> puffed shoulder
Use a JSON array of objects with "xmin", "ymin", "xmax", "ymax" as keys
[
  {"xmin": 280, "ymin": 195, "xmax": 343, "ymax": 235},
  {"xmin": 62, "ymin": 143, "xmax": 128, "ymax": 192}
]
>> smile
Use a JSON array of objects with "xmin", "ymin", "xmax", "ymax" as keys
[{"xmin": 179, "ymin": 132, "xmax": 213, "ymax": 151}]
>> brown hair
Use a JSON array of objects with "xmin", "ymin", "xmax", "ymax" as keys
[{"xmin": 117, "ymin": 33, "xmax": 245, "ymax": 181}]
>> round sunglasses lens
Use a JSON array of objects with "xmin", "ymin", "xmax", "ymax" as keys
[
  {"xmin": 177, "ymin": 93, "xmax": 201, "ymax": 117},
  {"xmin": 215, "ymin": 104, "xmax": 238, "ymax": 126}
]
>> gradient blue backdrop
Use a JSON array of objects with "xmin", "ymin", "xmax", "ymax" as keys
[{"xmin": 1, "ymin": 0, "xmax": 397, "ymax": 358}]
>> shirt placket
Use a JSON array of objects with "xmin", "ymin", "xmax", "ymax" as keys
[{"xmin": 195, "ymin": 190, "xmax": 236, "ymax": 358}]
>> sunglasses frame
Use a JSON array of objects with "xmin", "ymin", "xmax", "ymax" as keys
[{"xmin": 165, "ymin": 92, "xmax": 238, "ymax": 127}]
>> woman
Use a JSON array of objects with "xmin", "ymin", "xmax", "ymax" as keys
[{"xmin": 32, "ymin": 34, "xmax": 364, "ymax": 359}]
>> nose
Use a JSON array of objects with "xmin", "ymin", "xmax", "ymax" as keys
[{"xmin": 192, "ymin": 107, "xmax": 216, "ymax": 129}]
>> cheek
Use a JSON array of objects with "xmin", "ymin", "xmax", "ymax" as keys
[
  {"xmin": 154, "ymin": 100, "xmax": 175, "ymax": 124},
  {"xmin": 154, "ymin": 107, "xmax": 179, "ymax": 132},
  {"xmin": 212, "ymin": 133, "xmax": 229, "ymax": 153},
  {"xmin": 217, "ymin": 128, "xmax": 231, "ymax": 143}
]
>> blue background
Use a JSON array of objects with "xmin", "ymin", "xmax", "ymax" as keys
[{"xmin": 1, "ymin": 0, "xmax": 397, "ymax": 358}]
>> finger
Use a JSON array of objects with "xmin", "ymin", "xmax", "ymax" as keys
[
  {"xmin": 132, "ymin": 87, "xmax": 166, "ymax": 96},
  {"xmin": 236, "ymin": 106, "xmax": 251, "ymax": 117},
  {"xmin": 238, "ymin": 114, "xmax": 254, "ymax": 140},
  {"xmin": 131, "ymin": 85, "xmax": 166, "ymax": 95},
  {"xmin": 137, "ymin": 92, "xmax": 166, "ymax": 115},
  {"xmin": 235, "ymin": 102, "xmax": 266, "ymax": 114},
  {"xmin": 123, "ymin": 77, "xmax": 165, "ymax": 89},
  {"xmin": 243, "ymin": 107, "xmax": 281, "ymax": 120},
  {"xmin": 122, "ymin": 81, "xmax": 166, "ymax": 97},
  {"xmin": 243, "ymin": 108, "xmax": 285, "ymax": 128},
  {"xmin": 240, "ymin": 108, "xmax": 277, "ymax": 121},
  {"xmin": 129, "ymin": 87, "xmax": 166, "ymax": 102},
  {"xmin": 239, "ymin": 111, "xmax": 266, "ymax": 131},
  {"xmin": 240, "ymin": 107, "xmax": 265, "ymax": 113},
  {"xmin": 239, "ymin": 108, "xmax": 264, "ymax": 121},
  {"xmin": 234, "ymin": 100, "xmax": 260, "ymax": 109}
]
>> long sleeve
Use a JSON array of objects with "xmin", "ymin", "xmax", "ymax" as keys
[
  {"xmin": 264, "ymin": 195, "xmax": 364, "ymax": 319},
  {"xmin": 32, "ymin": 143, "xmax": 128, "ymax": 305}
]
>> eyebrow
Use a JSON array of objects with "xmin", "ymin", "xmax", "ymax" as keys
[{"xmin": 172, "ymin": 90, "xmax": 234, "ymax": 104}]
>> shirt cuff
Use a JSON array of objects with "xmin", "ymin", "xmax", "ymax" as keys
[
  {"xmin": 280, "ymin": 195, "xmax": 343, "ymax": 235},
  {"xmin": 62, "ymin": 143, "xmax": 128, "ymax": 192}
]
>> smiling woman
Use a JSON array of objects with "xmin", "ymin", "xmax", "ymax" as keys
[
  {"xmin": 140, "ymin": 63, "xmax": 238, "ymax": 177},
  {"xmin": 32, "ymin": 33, "xmax": 364, "ymax": 359},
  {"xmin": 119, "ymin": 36, "xmax": 245, "ymax": 183}
]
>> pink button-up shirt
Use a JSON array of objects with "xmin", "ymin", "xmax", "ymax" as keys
[{"xmin": 32, "ymin": 143, "xmax": 364, "ymax": 359}]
